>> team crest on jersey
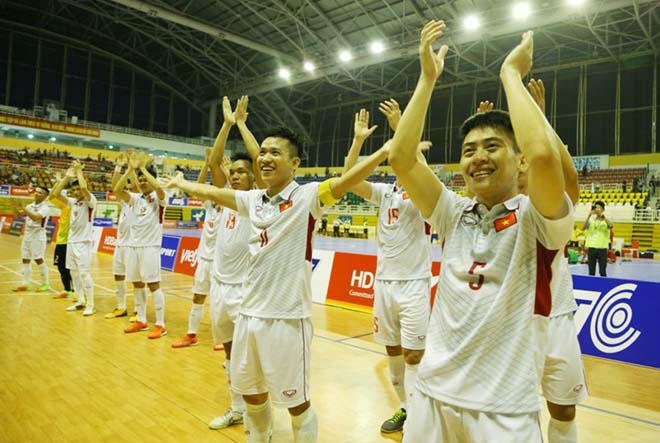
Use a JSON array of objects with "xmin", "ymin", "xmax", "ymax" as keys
[
  {"xmin": 282, "ymin": 389, "xmax": 297, "ymax": 397},
  {"xmin": 402, "ymin": 192, "xmax": 410, "ymax": 200},
  {"xmin": 460, "ymin": 212, "xmax": 479, "ymax": 226},
  {"xmin": 279, "ymin": 200, "xmax": 293, "ymax": 212},
  {"xmin": 417, "ymin": 335, "xmax": 426, "ymax": 341},
  {"xmin": 148, "ymin": 197, "xmax": 155, "ymax": 203},
  {"xmin": 572, "ymin": 384, "xmax": 584, "ymax": 393},
  {"xmin": 494, "ymin": 212, "xmax": 517, "ymax": 232}
]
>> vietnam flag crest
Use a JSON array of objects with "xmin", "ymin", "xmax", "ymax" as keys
[
  {"xmin": 279, "ymin": 200, "xmax": 293, "ymax": 212},
  {"xmin": 494, "ymin": 212, "xmax": 517, "ymax": 232}
]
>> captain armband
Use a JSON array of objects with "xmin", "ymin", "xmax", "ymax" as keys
[{"xmin": 318, "ymin": 179, "xmax": 339, "ymax": 207}]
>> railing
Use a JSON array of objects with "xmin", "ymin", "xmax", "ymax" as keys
[
  {"xmin": 0, "ymin": 106, "xmax": 207, "ymax": 147},
  {"xmin": 634, "ymin": 209, "xmax": 660, "ymax": 222}
]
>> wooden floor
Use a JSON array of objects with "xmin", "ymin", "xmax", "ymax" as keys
[{"xmin": 0, "ymin": 234, "xmax": 659, "ymax": 443}]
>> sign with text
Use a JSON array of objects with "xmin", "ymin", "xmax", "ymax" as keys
[
  {"xmin": 0, "ymin": 113, "xmax": 100, "ymax": 137},
  {"xmin": 173, "ymin": 236, "xmax": 200, "ymax": 276},
  {"xmin": 98, "ymin": 228, "xmax": 118, "ymax": 254},
  {"xmin": 160, "ymin": 235, "xmax": 182, "ymax": 271}
]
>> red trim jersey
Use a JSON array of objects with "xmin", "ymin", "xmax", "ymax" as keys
[
  {"xmin": 368, "ymin": 183, "xmax": 431, "ymax": 280},
  {"xmin": 419, "ymin": 185, "xmax": 573, "ymax": 414},
  {"xmin": 126, "ymin": 191, "xmax": 167, "ymax": 247},
  {"xmin": 23, "ymin": 201, "xmax": 50, "ymax": 241},
  {"xmin": 549, "ymin": 248, "xmax": 578, "ymax": 317},
  {"xmin": 235, "ymin": 181, "xmax": 323, "ymax": 319},
  {"xmin": 67, "ymin": 195, "xmax": 97, "ymax": 243}
]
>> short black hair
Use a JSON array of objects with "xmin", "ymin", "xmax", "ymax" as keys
[
  {"xmin": 459, "ymin": 110, "xmax": 519, "ymax": 153},
  {"xmin": 263, "ymin": 127, "xmax": 305, "ymax": 158},
  {"xmin": 594, "ymin": 201, "xmax": 605, "ymax": 210},
  {"xmin": 136, "ymin": 165, "xmax": 158, "ymax": 178},
  {"xmin": 35, "ymin": 185, "xmax": 49, "ymax": 194},
  {"xmin": 231, "ymin": 151, "xmax": 253, "ymax": 164}
]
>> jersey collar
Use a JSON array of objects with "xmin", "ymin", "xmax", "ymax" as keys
[{"xmin": 262, "ymin": 180, "xmax": 299, "ymax": 204}]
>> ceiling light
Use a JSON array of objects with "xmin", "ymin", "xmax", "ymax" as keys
[
  {"xmin": 108, "ymin": 145, "xmax": 114, "ymax": 149},
  {"xmin": 49, "ymin": 137, "xmax": 56, "ymax": 142},
  {"xmin": 512, "ymin": 2, "xmax": 531, "ymax": 19},
  {"xmin": 566, "ymin": 0, "xmax": 587, "ymax": 7},
  {"xmin": 463, "ymin": 14, "xmax": 481, "ymax": 31},
  {"xmin": 338, "ymin": 50, "xmax": 353, "ymax": 63},
  {"xmin": 303, "ymin": 61, "xmax": 316, "ymax": 73},
  {"xmin": 278, "ymin": 68, "xmax": 291, "ymax": 79},
  {"xmin": 27, "ymin": 134, "xmax": 34, "ymax": 139},
  {"xmin": 370, "ymin": 40, "xmax": 385, "ymax": 54}
]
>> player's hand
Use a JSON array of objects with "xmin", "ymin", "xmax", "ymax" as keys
[
  {"xmin": 221, "ymin": 155, "xmax": 232, "ymax": 178},
  {"xmin": 54, "ymin": 171, "xmax": 63, "ymax": 182},
  {"xmin": 417, "ymin": 141, "xmax": 432, "ymax": 153},
  {"xmin": 378, "ymin": 99, "xmax": 401, "ymax": 131},
  {"xmin": 419, "ymin": 20, "xmax": 449, "ymax": 82},
  {"xmin": 115, "ymin": 153, "xmax": 127, "ymax": 167},
  {"xmin": 159, "ymin": 171, "xmax": 185, "ymax": 189},
  {"xmin": 65, "ymin": 165, "xmax": 77, "ymax": 178},
  {"xmin": 354, "ymin": 109, "xmax": 378, "ymax": 141},
  {"xmin": 234, "ymin": 95, "xmax": 248, "ymax": 124},
  {"xmin": 222, "ymin": 96, "xmax": 235, "ymax": 126},
  {"xmin": 528, "ymin": 78, "xmax": 546, "ymax": 114},
  {"xmin": 476, "ymin": 101, "xmax": 494, "ymax": 113},
  {"xmin": 501, "ymin": 31, "xmax": 533, "ymax": 78},
  {"xmin": 128, "ymin": 151, "xmax": 141, "ymax": 170}
]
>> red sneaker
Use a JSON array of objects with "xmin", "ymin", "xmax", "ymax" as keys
[{"xmin": 171, "ymin": 333, "xmax": 198, "ymax": 348}]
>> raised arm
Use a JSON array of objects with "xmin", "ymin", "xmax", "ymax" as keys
[
  {"xmin": 198, "ymin": 148, "xmax": 211, "ymax": 184},
  {"xmin": 500, "ymin": 32, "xmax": 567, "ymax": 219},
  {"xmin": 137, "ymin": 153, "xmax": 165, "ymax": 201},
  {"xmin": 111, "ymin": 154, "xmax": 127, "ymax": 190},
  {"xmin": 48, "ymin": 171, "xmax": 68, "ymax": 209},
  {"xmin": 73, "ymin": 160, "xmax": 92, "ymax": 202},
  {"xmin": 50, "ymin": 167, "xmax": 73, "ymax": 205},
  {"xmin": 329, "ymin": 141, "xmax": 390, "ymax": 199},
  {"xmin": 161, "ymin": 172, "xmax": 238, "ymax": 211},
  {"xmin": 389, "ymin": 20, "xmax": 448, "ymax": 217},
  {"xmin": 528, "ymin": 79, "xmax": 579, "ymax": 205},
  {"xmin": 234, "ymin": 96, "xmax": 266, "ymax": 189},
  {"xmin": 113, "ymin": 154, "xmax": 136, "ymax": 203},
  {"xmin": 342, "ymin": 109, "xmax": 378, "ymax": 200},
  {"xmin": 209, "ymin": 96, "xmax": 235, "ymax": 188},
  {"xmin": 378, "ymin": 99, "xmax": 401, "ymax": 132}
]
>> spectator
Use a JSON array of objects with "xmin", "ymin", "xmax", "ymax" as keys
[{"xmin": 333, "ymin": 218, "xmax": 340, "ymax": 237}]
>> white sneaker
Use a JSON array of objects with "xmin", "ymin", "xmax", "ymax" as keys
[
  {"xmin": 82, "ymin": 307, "xmax": 96, "ymax": 316},
  {"xmin": 208, "ymin": 408, "xmax": 244, "ymax": 429},
  {"xmin": 66, "ymin": 304, "xmax": 84, "ymax": 312}
]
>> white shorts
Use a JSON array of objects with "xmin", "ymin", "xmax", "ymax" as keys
[
  {"xmin": 403, "ymin": 388, "xmax": 542, "ymax": 443},
  {"xmin": 373, "ymin": 278, "xmax": 430, "ymax": 350},
  {"xmin": 209, "ymin": 279, "xmax": 244, "ymax": 344},
  {"xmin": 231, "ymin": 315, "xmax": 312, "ymax": 408},
  {"xmin": 192, "ymin": 259, "xmax": 212, "ymax": 295},
  {"xmin": 65, "ymin": 241, "xmax": 93, "ymax": 272},
  {"xmin": 112, "ymin": 245, "xmax": 127, "ymax": 276},
  {"xmin": 21, "ymin": 238, "xmax": 46, "ymax": 260},
  {"xmin": 535, "ymin": 313, "xmax": 589, "ymax": 405},
  {"xmin": 126, "ymin": 246, "xmax": 161, "ymax": 283}
]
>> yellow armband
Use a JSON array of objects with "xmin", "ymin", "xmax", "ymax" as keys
[{"xmin": 318, "ymin": 179, "xmax": 339, "ymax": 207}]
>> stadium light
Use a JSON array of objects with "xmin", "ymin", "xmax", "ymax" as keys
[
  {"xmin": 278, "ymin": 67, "xmax": 291, "ymax": 80},
  {"xmin": 108, "ymin": 145, "xmax": 114, "ymax": 149},
  {"xmin": 566, "ymin": 0, "xmax": 587, "ymax": 7},
  {"xmin": 512, "ymin": 2, "xmax": 531, "ymax": 19},
  {"xmin": 370, "ymin": 40, "xmax": 385, "ymax": 54},
  {"xmin": 463, "ymin": 15, "xmax": 481, "ymax": 31},
  {"xmin": 338, "ymin": 50, "xmax": 353, "ymax": 63},
  {"xmin": 303, "ymin": 61, "xmax": 316, "ymax": 73},
  {"xmin": 49, "ymin": 137, "xmax": 56, "ymax": 142},
  {"xmin": 27, "ymin": 134, "xmax": 34, "ymax": 139}
]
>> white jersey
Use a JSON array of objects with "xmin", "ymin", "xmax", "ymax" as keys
[
  {"xmin": 214, "ymin": 207, "xmax": 251, "ymax": 284},
  {"xmin": 198, "ymin": 201, "xmax": 220, "ymax": 261},
  {"xmin": 418, "ymin": 186, "xmax": 573, "ymax": 414},
  {"xmin": 368, "ymin": 183, "xmax": 432, "ymax": 280},
  {"xmin": 23, "ymin": 201, "xmax": 50, "ymax": 241},
  {"xmin": 549, "ymin": 248, "xmax": 578, "ymax": 317},
  {"xmin": 116, "ymin": 200, "xmax": 132, "ymax": 247},
  {"xmin": 67, "ymin": 195, "xmax": 97, "ymax": 243},
  {"xmin": 235, "ymin": 181, "xmax": 323, "ymax": 319},
  {"xmin": 126, "ymin": 191, "xmax": 167, "ymax": 247}
]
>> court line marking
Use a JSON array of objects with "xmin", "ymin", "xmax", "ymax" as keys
[{"xmin": 579, "ymin": 404, "xmax": 660, "ymax": 428}]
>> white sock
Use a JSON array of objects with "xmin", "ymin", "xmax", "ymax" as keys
[
  {"xmin": 134, "ymin": 287, "xmax": 147, "ymax": 323},
  {"xmin": 71, "ymin": 271, "xmax": 85, "ymax": 305},
  {"xmin": 548, "ymin": 418, "xmax": 577, "ymax": 443},
  {"xmin": 388, "ymin": 355, "xmax": 406, "ymax": 408},
  {"xmin": 116, "ymin": 279, "xmax": 127, "ymax": 310},
  {"xmin": 226, "ymin": 361, "xmax": 245, "ymax": 413},
  {"xmin": 188, "ymin": 303, "xmax": 204, "ymax": 334},
  {"xmin": 38, "ymin": 263, "xmax": 49, "ymax": 285},
  {"xmin": 404, "ymin": 363, "xmax": 419, "ymax": 410},
  {"xmin": 152, "ymin": 288, "xmax": 165, "ymax": 327},
  {"xmin": 244, "ymin": 400, "xmax": 273, "ymax": 443},
  {"xmin": 82, "ymin": 273, "xmax": 94, "ymax": 309},
  {"xmin": 291, "ymin": 405, "xmax": 318, "ymax": 443},
  {"xmin": 22, "ymin": 263, "xmax": 31, "ymax": 285}
]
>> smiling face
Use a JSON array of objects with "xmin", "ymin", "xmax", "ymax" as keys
[
  {"xmin": 137, "ymin": 173, "xmax": 153, "ymax": 195},
  {"xmin": 460, "ymin": 125, "xmax": 520, "ymax": 208},
  {"xmin": 229, "ymin": 159, "xmax": 254, "ymax": 191},
  {"xmin": 33, "ymin": 187, "xmax": 48, "ymax": 204},
  {"xmin": 257, "ymin": 136, "xmax": 300, "ymax": 194}
]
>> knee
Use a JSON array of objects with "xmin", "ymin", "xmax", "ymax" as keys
[
  {"xmin": 114, "ymin": 275, "xmax": 125, "ymax": 281},
  {"xmin": 288, "ymin": 400, "xmax": 310, "ymax": 417},
  {"xmin": 147, "ymin": 282, "xmax": 160, "ymax": 291},
  {"xmin": 244, "ymin": 393, "xmax": 269, "ymax": 406},
  {"xmin": 547, "ymin": 402, "xmax": 576, "ymax": 421},
  {"xmin": 223, "ymin": 341, "xmax": 232, "ymax": 359},
  {"xmin": 402, "ymin": 349, "xmax": 424, "ymax": 365},
  {"xmin": 385, "ymin": 345, "xmax": 402, "ymax": 357},
  {"xmin": 133, "ymin": 282, "xmax": 145, "ymax": 289},
  {"xmin": 35, "ymin": 259, "xmax": 44, "ymax": 265},
  {"xmin": 192, "ymin": 293, "xmax": 206, "ymax": 304}
]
